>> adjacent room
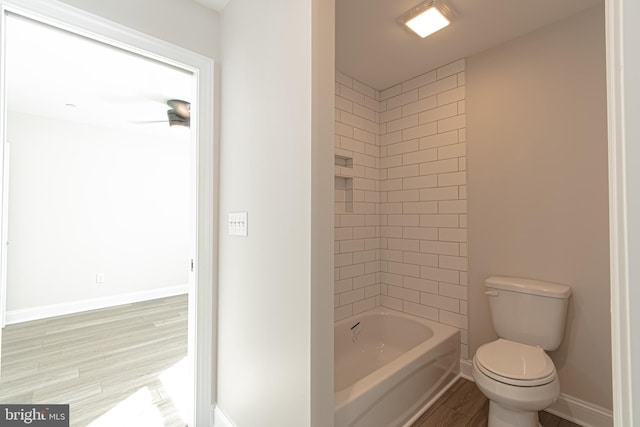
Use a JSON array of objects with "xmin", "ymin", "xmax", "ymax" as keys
[{"xmin": 0, "ymin": 14, "xmax": 195, "ymax": 427}]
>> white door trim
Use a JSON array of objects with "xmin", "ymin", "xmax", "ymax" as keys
[
  {"xmin": 606, "ymin": 0, "xmax": 638, "ymax": 425},
  {"xmin": 0, "ymin": 1, "xmax": 216, "ymax": 425}
]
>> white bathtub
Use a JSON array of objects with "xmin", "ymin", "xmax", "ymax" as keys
[{"xmin": 334, "ymin": 307, "xmax": 460, "ymax": 427}]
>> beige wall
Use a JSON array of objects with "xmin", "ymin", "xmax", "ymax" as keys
[{"xmin": 467, "ymin": 5, "xmax": 611, "ymax": 410}]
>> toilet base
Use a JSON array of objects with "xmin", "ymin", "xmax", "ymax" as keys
[{"xmin": 488, "ymin": 400, "xmax": 541, "ymax": 427}]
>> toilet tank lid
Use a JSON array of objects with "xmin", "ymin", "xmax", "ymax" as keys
[{"xmin": 485, "ymin": 276, "xmax": 571, "ymax": 298}]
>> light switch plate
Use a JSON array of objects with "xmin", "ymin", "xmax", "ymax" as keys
[{"xmin": 228, "ymin": 212, "xmax": 248, "ymax": 236}]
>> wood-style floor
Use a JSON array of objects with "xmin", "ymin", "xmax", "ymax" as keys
[
  {"xmin": 0, "ymin": 295, "xmax": 189, "ymax": 427},
  {"xmin": 411, "ymin": 377, "xmax": 582, "ymax": 427}
]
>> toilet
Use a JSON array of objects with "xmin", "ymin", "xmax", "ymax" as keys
[{"xmin": 472, "ymin": 276, "xmax": 571, "ymax": 427}]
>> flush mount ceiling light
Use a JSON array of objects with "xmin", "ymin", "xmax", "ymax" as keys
[{"xmin": 399, "ymin": 0, "xmax": 457, "ymax": 38}]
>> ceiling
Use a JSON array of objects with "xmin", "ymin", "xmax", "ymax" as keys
[
  {"xmin": 336, "ymin": 0, "xmax": 603, "ymax": 90},
  {"xmin": 6, "ymin": 15, "xmax": 193, "ymax": 139}
]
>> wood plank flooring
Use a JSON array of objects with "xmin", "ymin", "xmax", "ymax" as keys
[
  {"xmin": 0, "ymin": 295, "xmax": 189, "ymax": 427},
  {"xmin": 411, "ymin": 377, "xmax": 582, "ymax": 427}
]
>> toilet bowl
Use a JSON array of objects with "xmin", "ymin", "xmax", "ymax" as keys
[
  {"xmin": 472, "ymin": 276, "xmax": 571, "ymax": 427},
  {"xmin": 472, "ymin": 339, "xmax": 560, "ymax": 427}
]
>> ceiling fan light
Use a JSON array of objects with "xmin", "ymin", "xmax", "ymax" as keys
[{"xmin": 400, "ymin": 0, "xmax": 456, "ymax": 39}]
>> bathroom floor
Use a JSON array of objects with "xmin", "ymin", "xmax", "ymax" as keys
[{"xmin": 410, "ymin": 377, "xmax": 582, "ymax": 427}]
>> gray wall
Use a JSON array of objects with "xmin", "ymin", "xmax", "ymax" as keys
[{"xmin": 467, "ymin": 5, "xmax": 611, "ymax": 409}]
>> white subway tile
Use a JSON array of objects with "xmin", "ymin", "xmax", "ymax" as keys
[
  {"xmin": 353, "ymin": 103, "xmax": 377, "ymax": 122},
  {"xmin": 387, "ymin": 140, "xmax": 420, "ymax": 157},
  {"xmin": 335, "ymin": 278, "xmax": 353, "ymax": 294},
  {"xmin": 403, "ymin": 201, "xmax": 438, "ymax": 214},
  {"xmin": 353, "ymin": 226, "xmax": 376, "ymax": 239},
  {"xmin": 365, "ymin": 261, "xmax": 380, "ymax": 274},
  {"xmin": 420, "ymin": 130, "xmax": 459, "ymax": 150},
  {"xmin": 388, "ymin": 261, "xmax": 421, "ymax": 278},
  {"xmin": 420, "ymin": 158, "xmax": 459, "ymax": 175},
  {"xmin": 402, "ymin": 148, "xmax": 438, "ymax": 166},
  {"xmin": 380, "ymin": 178, "xmax": 403, "ymax": 191},
  {"xmin": 402, "ymin": 122, "xmax": 438, "ymax": 141},
  {"xmin": 381, "ymin": 295, "xmax": 403, "ymax": 311},
  {"xmin": 340, "ymin": 137, "xmax": 364, "ymax": 154},
  {"xmin": 421, "ymin": 293, "xmax": 459, "ymax": 312},
  {"xmin": 387, "ymin": 214, "xmax": 420, "ymax": 227},
  {"xmin": 459, "ymin": 185, "xmax": 467, "ymax": 200},
  {"xmin": 420, "ymin": 186, "xmax": 459, "ymax": 201},
  {"xmin": 439, "ymin": 255, "xmax": 468, "ymax": 271},
  {"xmin": 388, "ymin": 237, "xmax": 421, "ymax": 251},
  {"xmin": 380, "ymin": 131, "xmax": 403, "ymax": 146},
  {"xmin": 388, "ymin": 285, "xmax": 420, "ymax": 303},
  {"xmin": 340, "ymin": 288, "xmax": 365, "ymax": 305},
  {"xmin": 458, "ymin": 100, "xmax": 466, "ymax": 114},
  {"xmin": 335, "ymin": 227, "xmax": 353, "ymax": 240},
  {"xmin": 335, "ymin": 253, "xmax": 353, "ymax": 267},
  {"xmin": 354, "ymin": 250, "xmax": 377, "ymax": 265},
  {"xmin": 380, "ymin": 107, "xmax": 402, "ymax": 123},
  {"xmin": 419, "ymin": 103, "xmax": 458, "ymax": 125},
  {"xmin": 335, "ymin": 122, "xmax": 353, "ymax": 138},
  {"xmin": 421, "ymin": 266, "xmax": 459, "ymax": 284},
  {"xmin": 388, "ymin": 189, "xmax": 420, "ymax": 203},
  {"xmin": 336, "ymin": 72, "xmax": 353, "ymax": 87},
  {"xmin": 402, "ymin": 227, "xmax": 438, "ymax": 240},
  {"xmin": 439, "ymin": 228, "xmax": 467, "ymax": 242},
  {"xmin": 403, "ymin": 301, "xmax": 439, "ymax": 321},
  {"xmin": 420, "ymin": 214, "xmax": 459, "ymax": 228},
  {"xmin": 381, "ymin": 226, "xmax": 403, "ymax": 238},
  {"xmin": 353, "ymin": 297, "xmax": 376, "ymax": 314},
  {"xmin": 340, "ymin": 214, "xmax": 365, "ymax": 227},
  {"xmin": 387, "ymin": 89, "xmax": 419, "ymax": 110},
  {"xmin": 404, "ymin": 251, "xmax": 438, "ymax": 267},
  {"xmin": 437, "ymin": 59, "xmax": 465, "ymax": 80},
  {"xmin": 438, "ymin": 143, "xmax": 466, "ymax": 160},
  {"xmin": 380, "ymin": 84, "xmax": 402, "ymax": 100},
  {"xmin": 381, "ymin": 249, "xmax": 404, "ymax": 262},
  {"xmin": 438, "ymin": 172, "xmax": 467, "ymax": 187},
  {"xmin": 381, "ymin": 272, "xmax": 403, "ymax": 286},
  {"xmin": 340, "ymin": 263, "xmax": 366, "ymax": 279},
  {"xmin": 459, "ymin": 243, "xmax": 468, "ymax": 257},
  {"xmin": 457, "ymin": 71, "xmax": 466, "ymax": 86},
  {"xmin": 340, "ymin": 239, "xmax": 365, "ymax": 253},
  {"xmin": 438, "ymin": 200, "xmax": 467, "ymax": 214},
  {"xmin": 437, "ymin": 86, "xmax": 465, "ymax": 107},
  {"xmin": 439, "ymin": 310, "xmax": 467, "ymax": 329},
  {"xmin": 353, "ymin": 272, "xmax": 376, "ymax": 288},
  {"xmin": 402, "ymin": 70, "xmax": 437, "ymax": 93},
  {"xmin": 387, "ymin": 114, "xmax": 419, "ymax": 133},
  {"xmin": 402, "ymin": 96, "xmax": 438, "ymax": 117},
  {"xmin": 439, "ymin": 283, "xmax": 467, "ymax": 300},
  {"xmin": 381, "ymin": 203, "xmax": 403, "ymax": 215},
  {"xmin": 335, "ymin": 95, "xmax": 353, "ymax": 112},
  {"xmin": 365, "ymin": 284, "xmax": 381, "ymax": 298},
  {"xmin": 340, "ymin": 85, "xmax": 366, "ymax": 104},
  {"xmin": 334, "ymin": 305, "xmax": 353, "ymax": 321},
  {"xmin": 420, "ymin": 240, "xmax": 459, "ymax": 256},
  {"xmin": 438, "ymin": 114, "xmax": 466, "ymax": 133},
  {"xmin": 404, "ymin": 276, "xmax": 439, "ymax": 294},
  {"xmin": 419, "ymin": 75, "xmax": 457, "ymax": 99},
  {"xmin": 354, "ymin": 128, "xmax": 376, "ymax": 144}
]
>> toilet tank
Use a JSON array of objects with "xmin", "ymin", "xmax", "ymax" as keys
[{"xmin": 485, "ymin": 276, "xmax": 571, "ymax": 351}]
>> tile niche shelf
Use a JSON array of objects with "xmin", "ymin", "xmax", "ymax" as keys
[{"xmin": 335, "ymin": 154, "xmax": 354, "ymax": 213}]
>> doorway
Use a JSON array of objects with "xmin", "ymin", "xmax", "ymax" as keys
[{"xmin": 0, "ymin": 2, "xmax": 215, "ymax": 426}]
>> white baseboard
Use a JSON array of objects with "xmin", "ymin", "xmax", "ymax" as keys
[
  {"xmin": 461, "ymin": 357, "xmax": 613, "ymax": 427},
  {"xmin": 214, "ymin": 406, "xmax": 235, "ymax": 427},
  {"xmin": 547, "ymin": 393, "xmax": 613, "ymax": 427},
  {"xmin": 460, "ymin": 357, "xmax": 473, "ymax": 380},
  {"xmin": 5, "ymin": 284, "xmax": 189, "ymax": 324}
]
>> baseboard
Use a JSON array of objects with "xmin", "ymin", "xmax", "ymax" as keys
[
  {"xmin": 214, "ymin": 406, "xmax": 235, "ymax": 427},
  {"xmin": 5, "ymin": 284, "xmax": 189, "ymax": 324},
  {"xmin": 459, "ymin": 357, "xmax": 473, "ymax": 380},
  {"xmin": 463, "ymin": 364, "xmax": 613, "ymax": 427},
  {"xmin": 547, "ymin": 393, "xmax": 613, "ymax": 427}
]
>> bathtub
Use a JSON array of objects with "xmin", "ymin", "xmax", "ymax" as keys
[{"xmin": 334, "ymin": 307, "xmax": 460, "ymax": 427}]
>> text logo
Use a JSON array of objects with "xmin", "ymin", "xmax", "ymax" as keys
[{"xmin": 0, "ymin": 405, "xmax": 69, "ymax": 426}]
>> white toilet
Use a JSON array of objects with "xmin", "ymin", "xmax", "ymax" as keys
[{"xmin": 472, "ymin": 276, "xmax": 571, "ymax": 427}]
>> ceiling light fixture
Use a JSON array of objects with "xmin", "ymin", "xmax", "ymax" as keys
[{"xmin": 399, "ymin": 0, "xmax": 456, "ymax": 39}]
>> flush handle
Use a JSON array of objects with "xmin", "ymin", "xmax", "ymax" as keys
[{"xmin": 485, "ymin": 290, "xmax": 499, "ymax": 297}]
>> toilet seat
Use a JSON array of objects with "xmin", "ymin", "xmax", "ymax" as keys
[{"xmin": 475, "ymin": 339, "xmax": 557, "ymax": 387}]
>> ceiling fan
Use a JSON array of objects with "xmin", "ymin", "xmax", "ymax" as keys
[{"xmin": 132, "ymin": 99, "xmax": 191, "ymax": 128}]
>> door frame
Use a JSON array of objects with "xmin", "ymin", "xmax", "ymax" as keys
[{"xmin": 0, "ymin": 0, "xmax": 217, "ymax": 425}]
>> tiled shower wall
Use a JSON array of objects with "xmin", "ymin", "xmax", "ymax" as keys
[{"xmin": 334, "ymin": 59, "xmax": 468, "ymax": 358}]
